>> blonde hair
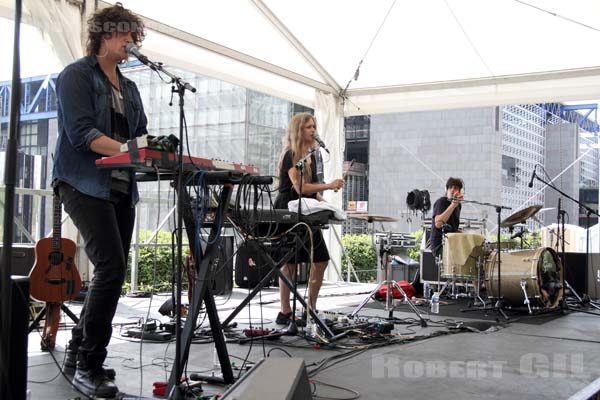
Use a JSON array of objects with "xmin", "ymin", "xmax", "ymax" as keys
[{"xmin": 278, "ymin": 113, "xmax": 316, "ymax": 183}]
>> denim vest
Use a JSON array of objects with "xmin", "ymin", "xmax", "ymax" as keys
[{"xmin": 52, "ymin": 55, "xmax": 148, "ymax": 204}]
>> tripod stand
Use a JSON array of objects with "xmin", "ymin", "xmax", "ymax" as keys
[{"xmin": 350, "ymin": 232, "xmax": 427, "ymax": 326}]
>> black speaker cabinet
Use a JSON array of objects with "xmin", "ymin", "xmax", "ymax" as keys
[
  {"xmin": 1, "ymin": 276, "xmax": 29, "ymax": 400},
  {"xmin": 420, "ymin": 249, "xmax": 439, "ymax": 283},
  {"xmin": 235, "ymin": 241, "xmax": 273, "ymax": 289},
  {"xmin": 199, "ymin": 235, "xmax": 233, "ymax": 296},
  {"xmin": 0, "ymin": 245, "xmax": 35, "ymax": 276},
  {"xmin": 562, "ymin": 252, "xmax": 600, "ymax": 299},
  {"xmin": 221, "ymin": 358, "xmax": 312, "ymax": 400}
]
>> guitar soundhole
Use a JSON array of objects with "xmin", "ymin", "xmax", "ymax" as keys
[{"xmin": 49, "ymin": 251, "xmax": 64, "ymax": 265}]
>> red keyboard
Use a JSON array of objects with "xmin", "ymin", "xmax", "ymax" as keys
[{"xmin": 96, "ymin": 148, "xmax": 260, "ymax": 175}]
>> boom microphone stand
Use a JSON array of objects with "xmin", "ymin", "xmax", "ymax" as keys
[
  {"xmin": 287, "ymin": 148, "xmax": 317, "ymax": 334},
  {"xmin": 531, "ymin": 173, "xmax": 600, "ymax": 313},
  {"xmin": 457, "ymin": 198, "xmax": 510, "ymax": 319}
]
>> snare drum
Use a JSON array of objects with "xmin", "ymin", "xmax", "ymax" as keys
[
  {"xmin": 485, "ymin": 247, "xmax": 563, "ymax": 308},
  {"xmin": 442, "ymin": 233, "xmax": 486, "ymax": 279}
]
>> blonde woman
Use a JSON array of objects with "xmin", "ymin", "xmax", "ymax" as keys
[{"xmin": 274, "ymin": 113, "xmax": 343, "ymax": 325}]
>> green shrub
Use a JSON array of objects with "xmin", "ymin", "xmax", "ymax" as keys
[
  {"xmin": 341, "ymin": 234, "xmax": 378, "ymax": 282},
  {"xmin": 126, "ymin": 230, "xmax": 190, "ymax": 293},
  {"xmin": 406, "ymin": 229, "xmax": 423, "ymax": 261}
]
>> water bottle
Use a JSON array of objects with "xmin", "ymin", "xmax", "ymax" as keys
[{"xmin": 431, "ymin": 292, "xmax": 440, "ymax": 314}]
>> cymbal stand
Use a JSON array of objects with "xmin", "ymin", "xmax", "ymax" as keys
[{"xmin": 350, "ymin": 232, "xmax": 427, "ymax": 327}]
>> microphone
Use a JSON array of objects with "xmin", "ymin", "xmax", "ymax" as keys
[
  {"xmin": 125, "ymin": 43, "xmax": 197, "ymax": 93},
  {"xmin": 314, "ymin": 134, "xmax": 330, "ymax": 154},
  {"xmin": 125, "ymin": 43, "xmax": 150, "ymax": 65},
  {"xmin": 528, "ymin": 166, "xmax": 537, "ymax": 188}
]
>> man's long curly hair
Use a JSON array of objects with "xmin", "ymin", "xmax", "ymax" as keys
[{"xmin": 86, "ymin": 2, "xmax": 146, "ymax": 56}]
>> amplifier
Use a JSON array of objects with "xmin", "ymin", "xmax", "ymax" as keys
[
  {"xmin": 561, "ymin": 252, "xmax": 600, "ymax": 300},
  {"xmin": 199, "ymin": 235, "xmax": 233, "ymax": 296},
  {"xmin": 0, "ymin": 245, "xmax": 35, "ymax": 276},
  {"xmin": 1, "ymin": 276, "xmax": 29, "ymax": 400},
  {"xmin": 420, "ymin": 249, "xmax": 440, "ymax": 283}
]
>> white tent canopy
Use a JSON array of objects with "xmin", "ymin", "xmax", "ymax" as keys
[
  {"xmin": 3, "ymin": 0, "xmax": 600, "ymax": 279},
  {"xmin": 3, "ymin": 0, "xmax": 600, "ymax": 114}
]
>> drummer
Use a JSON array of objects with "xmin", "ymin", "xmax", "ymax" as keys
[{"xmin": 430, "ymin": 177, "xmax": 464, "ymax": 258}]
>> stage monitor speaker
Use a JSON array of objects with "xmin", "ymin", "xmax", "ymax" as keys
[
  {"xmin": 221, "ymin": 358, "xmax": 312, "ymax": 400},
  {"xmin": 0, "ymin": 244, "xmax": 35, "ymax": 276},
  {"xmin": 1, "ymin": 276, "xmax": 29, "ymax": 400},
  {"xmin": 562, "ymin": 252, "xmax": 600, "ymax": 300}
]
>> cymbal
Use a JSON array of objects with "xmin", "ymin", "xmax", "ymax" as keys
[
  {"xmin": 347, "ymin": 213, "xmax": 399, "ymax": 222},
  {"xmin": 500, "ymin": 204, "xmax": 542, "ymax": 228}
]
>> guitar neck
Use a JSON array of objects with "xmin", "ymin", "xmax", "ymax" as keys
[{"xmin": 52, "ymin": 195, "xmax": 62, "ymax": 250}]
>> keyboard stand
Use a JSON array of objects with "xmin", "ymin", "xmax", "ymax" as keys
[{"xmin": 222, "ymin": 237, "xmax": 338, "ymax": 340}]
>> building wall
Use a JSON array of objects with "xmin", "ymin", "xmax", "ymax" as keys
[
  {"xmin": 368, "ymin": 107, "xmax": 502, "ymax": 233},
  {"xmin": 545, "ymin": 123, "xmax": 580, "ymax": 226},
  {"xmin": 501, "ymin": 104, "xmax": 546, "ymax": 229}
]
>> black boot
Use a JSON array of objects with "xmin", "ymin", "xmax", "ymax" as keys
[
  {"xmin": 72, "ymin": 367, "xmax": 119, "ymax": 398},
  {"xmin": 64, "ymin": 346, "xmax": 116, "ymax": 379},
  {"xmin": 63, "ymin": 343, "xmax": 78, "ymax": 376}
]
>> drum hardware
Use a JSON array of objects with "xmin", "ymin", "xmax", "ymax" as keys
[
  {"xmin": 350, "ymin": 231, "xmax": 428, "ymax": 327},
  {"xmin": 454, "ymin": 198, "xmax": 511, "ymax": 319},
  {"xmin": 520, "ymin": 280, "xmax": 532, "ymax": 314}
]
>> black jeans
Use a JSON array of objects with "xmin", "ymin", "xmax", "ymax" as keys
[{"xmin": 58, "ymin": 182, "xmax": 135, "ymax": 370}]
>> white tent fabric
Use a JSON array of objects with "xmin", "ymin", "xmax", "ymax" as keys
[
  {"xmin": 0, "ymin": 0, "xmax": 83, "ymax": 65},
  {"xmin": 5, "ymin": 0, "xmax": 600, "ymax": 278},
  {"xmin": 315, "ymin": 90, "xmax": 344, "ymax": 280},
  {"xmin": 107, "ymin": 0, "xmax": 600, "ymax": 114},
  {"xmin": 5, "ymin": 0, "xmax": 600, "ymax": 112}
]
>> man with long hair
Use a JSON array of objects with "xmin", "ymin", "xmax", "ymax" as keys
[
  {"xmin": 52, "ymin": 3, "xmax": 147, "ymax": 397},
  {"xmin": 274, "ymin": 113, "xmax": 344, "ymax": 325}
]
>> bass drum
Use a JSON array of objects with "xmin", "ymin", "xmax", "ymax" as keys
[{"xmin": 485, "ymin": 247, "xmax": 563, "ymax": 308}]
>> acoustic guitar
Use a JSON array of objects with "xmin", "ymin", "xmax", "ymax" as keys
[{"xmin": 29, "ymin": 194, "xmax": 82, "ymax": 350}]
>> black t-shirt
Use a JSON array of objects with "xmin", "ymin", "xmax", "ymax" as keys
[
  {"xmin": 430, "ymin": 196, "xmax": 461, "ymax": 254},
  {"xmin": 275, "ymin": 149, "xmax": 318, "ymax": 209}
]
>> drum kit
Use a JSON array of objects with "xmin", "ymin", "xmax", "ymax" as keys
[
  {"xmin": 348, "ymin": 205, "xmax": 565, "ymax": 316},
  {"xmin": 438, "ymin": 204, "xmax": 564, "ymax": 314}
]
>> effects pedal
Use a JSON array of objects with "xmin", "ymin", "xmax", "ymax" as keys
[{"xmin": 243, "ymin": 328, "xmax": 273, "ymax": 337}]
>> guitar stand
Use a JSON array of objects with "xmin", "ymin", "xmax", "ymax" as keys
[
  {"xmin": 222, "ymin": 237, "xmax": 340, "ymax": 341},
  {"xmin": 349, "ymin": 234, "xmax": 427, "ymax": 327},
  {"xmin": 28, "ymin": 302, "xmax": 79, "ymax": 350}
]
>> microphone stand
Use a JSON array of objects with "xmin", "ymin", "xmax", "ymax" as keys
[
  {"xmin": 532, "ymin": 174, "xmax": 600, "ymax": 313},
  {"xmin": 458, "ymin": 199, "xmax": 510, "ymax": 319},
  {"xmin": 287, "ymin": 148, "xmax": 317, "ymax": 334},
  {"xmin": 140, "ymin": 56, "xmax": 238, "ymax": 396},
  {"xmin": 1, "ymin": 2, "xmax": 24, "ymax": 399}
]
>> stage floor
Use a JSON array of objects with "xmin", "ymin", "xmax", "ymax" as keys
[{"xmin": 26, "ymin": 282, "xmax": 600, "ymax": 399}]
